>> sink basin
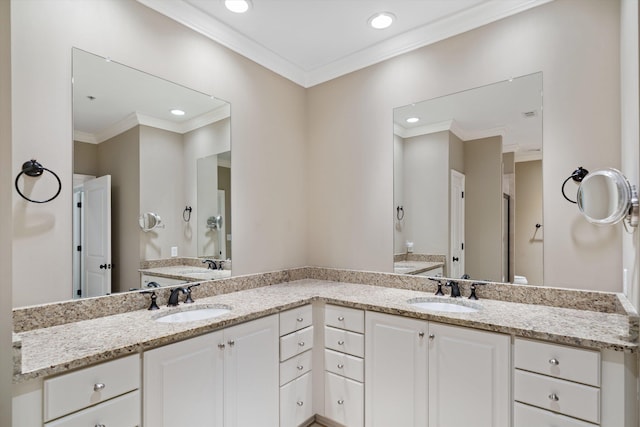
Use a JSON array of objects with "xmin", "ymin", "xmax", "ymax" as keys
[
  {"xmin": 155, "ymin": 306, "xmax": 231, "ymax": 323},
  {"xmin": 408, "ymin": 298, "xmax": 480, "ymax": 313}
]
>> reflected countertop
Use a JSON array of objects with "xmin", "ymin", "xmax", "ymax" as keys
[
  {"xmin": 394, "ymin": 260, "xmax": 444, "ymax": 275},
  {"xmin": 14, "ymin": 278, "xmax": 637, "ymax": 383},
  {"xmin": 140, "ymin": 265, "xmax": 231, "ymax": 282}
]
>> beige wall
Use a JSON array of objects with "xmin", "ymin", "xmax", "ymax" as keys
[
  {"xmin": 464, "ymin": 137, "xmax": 503, "ymax": 281},
  {"xmin": 1, "ymin": 0, "xmax": 12, "ymax": 422},
  {"xmin": 11, "ymin": 0, "xmax": 307, "ymax": 306},
  {"xmin": 219, "ymin": 166, "xmax": 232, "ymax": 258},
  {"xmin": 515, "ymin": 160, "xmax": 544, "ymax": 285},
  {"xmin": 98, "ymin": 126, "xmax": 140, "ymax": 294},
  {"xmin": 307, "ymin": 0, "xmax": 622, "ymax": 291},
  {"xmin": 73, "ymin": 141, "xmax": 98, "ymax": 176}
]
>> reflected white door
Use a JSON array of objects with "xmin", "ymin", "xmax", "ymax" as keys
[
  {"xmin": 83, "ymin": 175, "xmax": 112, "ymax": 298},
  {"xmin": 450, "ymin": 170, "xmax": 465, "ymax": 278}
]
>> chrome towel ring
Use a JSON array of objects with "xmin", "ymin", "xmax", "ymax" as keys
[{"xmin": 15, "ymin": 159, "xmax": 62, "ymax": 204}]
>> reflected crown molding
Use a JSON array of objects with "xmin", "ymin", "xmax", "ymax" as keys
[
  {"xmin": 74, "ymin": 104, "xmax": 231, "ymax": 144},
  {"xmin": 394, "ymin": 119, "xmax": 506, "ymax": 143}
]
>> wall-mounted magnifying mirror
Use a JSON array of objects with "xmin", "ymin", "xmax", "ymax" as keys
[
  {"xmin": 577, "ymin": 168, "xmax": 639, "ymax": 228},
  {"xmin": 139, "ymin": 212, "xmax": 164, "ymax": 232}
]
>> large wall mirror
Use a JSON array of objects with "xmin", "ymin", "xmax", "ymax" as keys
[
  {"xmin": 394, "ymin": 72, "xmax": 543, "ymax": 285},
  {"xmin": 72, "ymin": 48, "xmax": 231, "ymax": 298}
]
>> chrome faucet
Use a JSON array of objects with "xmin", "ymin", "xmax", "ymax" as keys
[
  {"xmin": 446, "ymin": 280, "xmax": 461, "ymax": 298},
  {"xmin": 167, "ymin": 287, "xmax": 187, "ymax": 306}
]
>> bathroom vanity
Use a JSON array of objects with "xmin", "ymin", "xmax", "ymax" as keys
[{"xmin": 11, "ymin": 269, "xmax": 639, "ymax": 427}]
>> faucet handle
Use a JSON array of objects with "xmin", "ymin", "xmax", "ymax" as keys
[
  {"xmin": 141, "ymin": 290, "xmax": 160, "ymax": 310},
  {"xmin": 428, "ymin": 277, "xmax": 445, "ymax": 296},
  {"xmin": 184, "ymin": 283, "xmax": 200, "ymax": 304},
  {"xmin": 468, "ymin": 282, "xmax": 487, "ymax": 300}
]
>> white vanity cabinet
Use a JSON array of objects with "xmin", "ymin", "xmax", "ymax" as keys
[
  {"xmin": 365, "ymin": 312, "xmax": 510, "ymax": 427},
  {"xmin": 144, "ymin": 314, "xmax": 279, "ymax": 427},
  {"xmin": 279, "ymin": 304, "xmax": 314, "ymax": 427},
  {"xmin": 43, "ymin": 354, "xmax": 141, "ymax": 426},
  {"xmin": 323, "ymin": 304, "xmax": 365, "ymax": 427}
]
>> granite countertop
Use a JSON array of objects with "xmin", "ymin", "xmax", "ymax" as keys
[
  {"xmin": 394, "ymin": 260, "xmax": 444, "ymax": 275},
  {"xmin": 140, "ymin": 265, "xmax": 232, "ymax": 282},
  {"xmin": 14, "ymin": 279, "xmax": 636, "ymax": 383}
]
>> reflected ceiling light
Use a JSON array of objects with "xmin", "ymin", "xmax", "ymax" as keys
[
  {"xmin": 368, "ymin": 12, "xmax": 395, "ymax": 29},
  {"xmin": 171, "ymin": 109, "xmax": 186, "ymax": 116},
  {"xmin": 225, "ymin": 0, "xmax": 251, "ymax": 13},
  {"xmin": 406, "ymin": 117, "xmax": 420, "ymax": 124}
]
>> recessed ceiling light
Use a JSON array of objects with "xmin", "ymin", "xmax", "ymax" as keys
[
  {"xmin": 368, "ymin": 12, "xmax": 395, "ymax": 30},
  {"xmin": 406, "ymin": 117, "xmax": 420, "ymax": 124},
  {"xmin": 225, "ymin": 0, "xmax": 251, "ymax": 13},
  {"xmin": 171, "ymin": 109, "xmax": 185, "ymax": 116}
]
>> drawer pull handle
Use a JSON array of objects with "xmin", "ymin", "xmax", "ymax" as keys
[
  {"xmin": 338, "ymin": 340, "xmax": 345, "ymax": 345},
  {"xmin": 93, "ymin": 383, "xmax": 106, "ymax": 392},
  {"xmin": 338, "ymin": 316, "xmax": 345, "ymax": 321},
  {"xmin": 297, "ymin": 317, "xmax": 304, "ymax": 322},
  {"xmin": 548, "ymin": 393, "xmax": 560, "ymax": 402},
  {"xmin": 337, "ymin": 363, "xmax": 344, "ymax": 369},
  {"xmin": 549, "ymin": 358, "xmax": 560, "ymax": 366},
  {"xmin": 337, "ymin": 399, "xmax": 344, "ymax": 405},
  {"xmin": 297, "ymin": 401, "xmax": 304, "ymax": 406},
  {"xmin": 298, "ymin": 342, "xmax": 305, "ymax": 347},
  {"xmin": 297, "ymin": 365, "xmax": 304, "ymax": 370}
]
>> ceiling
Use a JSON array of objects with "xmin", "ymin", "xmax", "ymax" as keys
[{"xmin": 136, "ymin": 0, "xmax": 553, "ymax": 88}]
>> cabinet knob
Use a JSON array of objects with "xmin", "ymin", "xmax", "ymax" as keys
[
  {"xmin": 296, "ymin": 317, "xmax": 303, "ymax": 322},
  {"xmin": 297, "ymin": 365, "xmax": 304, "ymax": 370},
  {"xmin": 337, "ymin": 316, "xmax": 345, "ymax": 321},
  {"xmin": 218, "ymin": 343, "xmax": 226, "ymax": 349},
  {"xmin": 228, "ymin": 340, "xmax": 235, "ymax": 346},
  {"xmin": 95, "ymin": 424, "xmax": 106, "ymax": 427},
  {"xmin": 298, "ymin": 342, "xmax": 305, "ymax": 347},
  {"xmin": 338, "ymin": 340, "xmax": 345, "ymax": 345},
  {"xmin": 428, "ymin": 334, "xmax": 435, "ymax": 340},
  {"xmin": 337, "ymin": 363, "xmax": 344, "ymax": 369},
  {"xmin": 418, "ymin": 332, "xmax": 425, "ymax": 338},
  {"xmin": 548, "ymin": 358, "xmax": 560, "ymax": 366},
  {"xmin": 93, "ymin": 383, "xmax": 106, "ymax": 392},
  {"xmin": 297, "ymin": 401, "xmax": 304, "ymax": 406},
  {"xmin": 548, "ymin": 393, "xmax": 560, "ymax": 402},
  {"xmin": 337, "ymin": 399, "xmax": 344, "ymax": 405}
]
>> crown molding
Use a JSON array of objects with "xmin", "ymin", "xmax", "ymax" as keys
[{"xmin": 136, "ymin": 0, "xmax": 553, "ymax": 88}]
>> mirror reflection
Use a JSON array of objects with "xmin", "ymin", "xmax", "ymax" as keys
[
  {"xmin": 393, "ymin": 72, "xmax": 543, "ymax": 284},
  {"xmin": 72, "ymin": 48, "xmax": 231, "ymax": 298}
]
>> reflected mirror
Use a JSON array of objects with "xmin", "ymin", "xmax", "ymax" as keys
[
  {"xmin": 72, "ymin": 48, "xmax": 231, "ymax": 298},
  {"xmin": 394, "ymin": 73, "xmax": 543, "ymax": 285}
]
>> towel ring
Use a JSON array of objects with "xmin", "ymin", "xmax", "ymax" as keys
[{"xmin": 15, "ymin": 160, "xmax": 62, "ymax": 204}]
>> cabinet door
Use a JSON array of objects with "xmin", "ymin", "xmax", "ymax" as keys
[
  {"xmin": 365, "ymin": 311, "xmax": 428, "ymax": 427},
  {"xmin": 428, "ymin": 323, "xmax": 510, "ymax": 427},
  {"xmin": 144, "ymin": 331, "xmax": 224, "ymax": 427},
  {"xmin": 325, "ymin": 372, "xmax": 364, "ymax": 427},
  {"xmin": 224, "ymin": 314, "xmax": 279, "ymax": 427},
  {"xmin": 280, "ymin": 372, "xmax": 313, "ymax": 427}
]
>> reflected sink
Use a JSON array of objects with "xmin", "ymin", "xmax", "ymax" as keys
[
  {"xmin": 408, "ymin": 298, "xmax": 480, "ymax": 313},
  {"xmin": 155, "ymin": 306, "xmax": 231, "ymax": 323}
]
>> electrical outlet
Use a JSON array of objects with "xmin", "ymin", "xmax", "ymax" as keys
[{"xmin": 171, "ymin": 246, "xmax": 178, "ymax": 257}]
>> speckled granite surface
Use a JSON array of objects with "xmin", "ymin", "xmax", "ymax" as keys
[
  {"xmin": 14, "ymin": 278, "xmax": 637, "ymax": 383},
  {"xmin": 140, "ymin": 265, "xmax": 231, "ymax": 282},
  {"xmin": 394, "ymin": 253, "xmax": 446, "ymax": 263},
  {"xmin": 393, "ymin": 260, "xmax": 444, "ymax": 275}
]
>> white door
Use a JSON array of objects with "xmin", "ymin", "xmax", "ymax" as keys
[
  {"xmin": 450, "ymin": 170, "xmax": 465, "ymax": 278},
  {"xmin": 428, "ymin": 323, "xmax": 511, "ymax": 427},
  {"xmin": 365, "ymin": 312, "xmax": 428, "ymax": 427},
  {"xmin": 144, "ymin": 331, "xmax": 224, "ymax": 427},
  {"xmin": 82, "ymin": 175, "xmax": 111, "ymax": 298},
  {"xmin": 224, "ymin": 314, "xmax": 279, "ymax": 427}
]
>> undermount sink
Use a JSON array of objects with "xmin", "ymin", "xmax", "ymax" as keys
[
  {"xmin": 155, "ymin": 306, "xmax": 231, "ymax": 323},
  {"xmin": 408, "ymin": 298, "xmax": 480, "ymax": 313}
]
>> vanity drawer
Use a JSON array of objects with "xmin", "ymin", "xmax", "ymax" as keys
[
  {"xmin": 324, "ymin": 326, "xmax": 364, "ymax": 358},
  {"xmin": 280, "ymin": 305, "xmax": 313, "ymax": 336},
  {"xmin": 325, "ymin": 349, "xmax": 364, "ymax": 382},
  {"xmin": 325, "ymin": 371, "xmax": 364, "ymax": 427},
  {"xmin": 280, "ymin": 372, "xmax": 313, "ymax": 427},
  {"xmin": 44, "ymin": 354, "xmax": 140, "ymax": 422},
  {"xmin": 514, "ymin": 402, "xmax": 598, "ymax": 427},
  {"xmin": 325, "ymin": 305, "xmax": 364, "ymax": 333},
  {"xmin": 44, "ymin": 390, "xmax": 140, "ymax": 426},
  {"xmin": 514, "ymin": 370, "xmax": 600, "ymax": 424},
  {"xmin": 514, "ymin": 338, "xmax": 600, "ymax": 386},
  {"xmin": 280, "ymin": 349, "xmax": 312, "ymax": 386},
  {"xmin": 280, "ymin": 325, "xmax": 314, "ymax": 361}
]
